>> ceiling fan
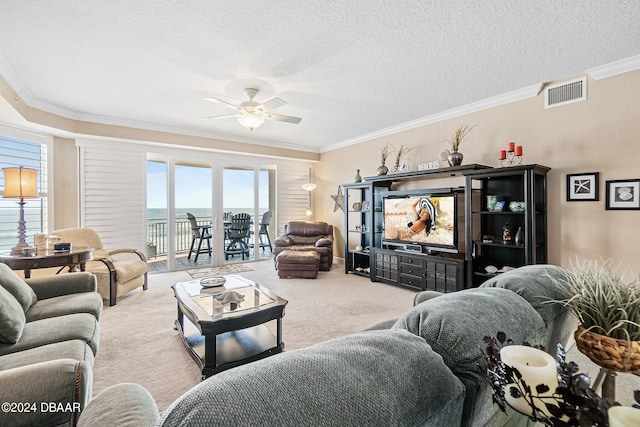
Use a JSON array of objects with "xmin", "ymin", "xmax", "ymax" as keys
[{"xmin": 204, "ymin": 88, "xmax": 302, "ymax": 131}]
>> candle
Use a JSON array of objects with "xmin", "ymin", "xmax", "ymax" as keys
[
  {"xmin": 500, "ymin": 345, "xmax": 558, "ymax": 417},
  {"xmin": 609, "ymin": 406, "xmax": 640, "ymax": 427},
  {"xmin": 515, "ymin": 146, "xmax": 523, "ymax": 156},
  {"xmin": 499, "ymin": 150, "xmax": 507, "ymax": 160},
  {"xmin": 508, "ymin": 142, "xmax": 515, "ymax": 152}
]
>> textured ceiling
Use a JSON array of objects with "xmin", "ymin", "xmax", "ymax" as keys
[{"xmin": 0, "ymin": 1, "xmax": 639, "ymax": 152}]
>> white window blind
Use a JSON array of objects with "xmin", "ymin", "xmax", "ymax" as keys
[
  {"xmin": 78, "ymin": 141, "xmax": 146, "ymax": 251},
  {"xmin": 0, "ymin": 130, "xmax": 48, "ymax": 252},
  {"xmin": 276, "ymin": 165, "xmax": 312, "ymax": 234}
]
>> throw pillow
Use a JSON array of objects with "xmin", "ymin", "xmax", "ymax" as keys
[
  {"xmin": 0, "ymin": 284, "xmax": 27, "ymax": 343},
  {"xmin": 0, "ymin": 263, "xmax": 37, "ymax": 312}
]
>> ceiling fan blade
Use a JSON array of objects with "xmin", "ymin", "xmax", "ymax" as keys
[
  {"xmin": 260, "ymin": 97, "xmax": 287, "ymax": 111},
  {"xmin": 263, "ymin": 113, "xmax": 302, "ymax": 124},
  {"xmin": 204, "ymin": 97, "xmax": 239, "ymax": 110},
  {"xmin": 203, "ymin": 114, "xmax": 238, "ymax": 120}
]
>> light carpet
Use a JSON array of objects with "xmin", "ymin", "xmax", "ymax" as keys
[
  {"xmin": 186, "ymin": 263, "xmax": 253, "ymax": 278},
  {"xmin": 93, "ymin": 260, "xmax": 416, "ymax": 410},
  {"xmin": 93, "ymin": 260, "xmax": 640, "ymax": 411}
]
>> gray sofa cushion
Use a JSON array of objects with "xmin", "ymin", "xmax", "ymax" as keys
[
  {"xmin": 0, "ymin": 339, "xmax": 94, "ymax": 371},
  {"xmin": 0, "ymin": 358, "xmax": 91, "ymax": 427},
  {"xmin": 0, "ymin": 263, "xmax": 37, "ymax": 311},
  {"xmin": 0, "ymin": 285, "xmax": 26, "ymax": 344},
  {"xmin": 0, "ymin": 312, "xmax": 99, "ymax": 356},
  {"xmin": 392, "ymin": 287, "xmax": 547, "ymax": 426},
  {"xmin": 159, "ymin": 329, "xmax": 466, "ymax": 427},
  {"xmin": 26, "ymin": 291, "xmax": 103, "ymax": 322},
  {"xmin": 78, "ymin": 383, "xmax": 160, "ymax": 427},
  {"xmin": 479, "ymin": 264, "xmax": 578, "ymax": 351}
]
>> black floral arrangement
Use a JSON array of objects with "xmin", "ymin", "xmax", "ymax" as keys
[{"xmin": 480, "ymin": 332, "xmax": 640, "ymax": 426}]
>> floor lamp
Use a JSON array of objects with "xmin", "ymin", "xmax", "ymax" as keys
[{"xmin": 2, "ymin": 166, "xmax": 39, "ymax": 256}]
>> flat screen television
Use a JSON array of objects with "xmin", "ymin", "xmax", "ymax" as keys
[{"xmin": 382, "ymin": 189, "xmax": 460, "ymax": 253}]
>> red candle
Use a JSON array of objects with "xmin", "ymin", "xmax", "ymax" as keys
[
  {"xmin": 515, "ymin": 145, "xmax": 523, "ymax": 156},
  {"xmin": 507, "ymin": 142, "xmax": 515, "ymax": 152},
  {"xmin": 499, "ymin": 150, "xmax": 507, "ymax": 160}
]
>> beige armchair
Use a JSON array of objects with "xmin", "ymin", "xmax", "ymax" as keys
[{"xmin": 52, "ymin": 228, "xmax": 148, "ymax": 306}]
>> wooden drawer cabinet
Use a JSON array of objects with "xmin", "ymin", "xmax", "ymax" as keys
[{"xmin": 373, "ymin": 248, "xmax": 463, "ymax": 293}]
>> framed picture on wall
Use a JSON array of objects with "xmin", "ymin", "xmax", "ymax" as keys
[
  {"xmin": 566, "ymin": 172, "xmax": 599, "ymax": 201},
  {"xmin": 605, "ymin": 179, "xmax": 640, "ymax": 210}
]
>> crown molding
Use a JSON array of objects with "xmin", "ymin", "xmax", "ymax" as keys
[
  {"xmin": 322, "ymin": 83, "xmax": 543, "ymax": 152},
  {"xmin": 586, "ymin": 54, "xmax": 640, "ymax": 80}
]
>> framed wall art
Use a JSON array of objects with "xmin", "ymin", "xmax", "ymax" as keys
[
  {"xmin": 566, "ymin": 172, "xmax": 599, "ymax": 201},
  {"xmin": 605, "ymin": 179, "xmax": 640, "ymax": 210}
]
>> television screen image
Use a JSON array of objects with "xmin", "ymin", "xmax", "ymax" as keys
[{"xmin": 383, "ymin": 195, "xmax": 456, "ymax": 248}]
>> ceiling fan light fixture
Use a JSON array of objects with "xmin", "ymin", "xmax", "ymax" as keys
[{"xmin": 237, "ymin": 113, "xmax": 265, "ymax": 131}]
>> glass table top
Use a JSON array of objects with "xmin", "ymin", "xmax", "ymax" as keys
[{"xmin": 175, "ymin": 275, "xmax": 277, "ymax": 318}]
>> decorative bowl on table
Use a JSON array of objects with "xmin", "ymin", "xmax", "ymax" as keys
[
  {"xmin": 509, "ymin": 201, "xmax": 525, "ymax": 212},
  {"xmin": 200, "ymin": 276, "xmax": 226, "ymax": 288}
]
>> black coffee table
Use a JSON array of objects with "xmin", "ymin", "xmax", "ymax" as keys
[{"xmin": 172, "ymin": 275, "xmax": 287, "ymax": 379}]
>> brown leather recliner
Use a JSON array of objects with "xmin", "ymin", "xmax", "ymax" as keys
[{"xmin": 273, "ymin": 221, "xmax": 334, "ymax": 271}]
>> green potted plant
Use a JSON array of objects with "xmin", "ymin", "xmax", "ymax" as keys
[{"xmin": 548, "ymin": 259, "xmax": 640, "ymax": 373}]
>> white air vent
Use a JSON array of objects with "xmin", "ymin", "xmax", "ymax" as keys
[{"xmin": 544, "ymin": 77, "xmax": 587, "ymax": 108}]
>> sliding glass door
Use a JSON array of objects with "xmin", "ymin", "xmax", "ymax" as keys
[
  {"xmin": 147, "ymin": 156, "xmax": 275, "ymax": 272},
  {"xmin": 222, "ymin": 166, "xmax": 275, "ymax": 263}
]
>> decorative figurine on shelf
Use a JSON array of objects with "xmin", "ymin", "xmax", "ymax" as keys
[
  {"xmin": 499, "ymin": 141, "xmax": 523, "ymax": 167},
  {"xmin": 502, "ymin": 222, "xmax": 512, "ymax": 243},
  {"xmin": 514, "ymin": 227, "xmax": 524, "ymax": 245}
]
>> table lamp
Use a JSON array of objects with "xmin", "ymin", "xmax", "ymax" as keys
[{"xmin": 2, "ymin": 166, "xmax": 39, "ymax": 255}]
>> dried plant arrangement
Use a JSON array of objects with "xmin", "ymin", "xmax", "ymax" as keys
[
  {"xmin": 444, "ymin": 124, "xmax": 476, "ymax": 151},
  {"xmin": 379, "ymin": 144, "xmax": 392, "ymax": 166},
  {"xmin": 393, "ymin": 143, "xmax": 415, "ymax": 168}
]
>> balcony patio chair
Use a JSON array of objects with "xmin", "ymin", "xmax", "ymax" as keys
[
  {"xmin": 187, "ymin": 213, "xmax": 212, "ymax": 262},
  {"xmin": 224, "ymin": 213, "xmax": 251, "ymax": 260},
  {"xmin": 249, "ymin": 211, "xmax": 273, "ymax": 252}
]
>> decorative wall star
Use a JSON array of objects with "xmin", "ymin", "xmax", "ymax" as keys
[{"xmin": 331, "ymin": 185, "xmax": 344, "ymax": 212}]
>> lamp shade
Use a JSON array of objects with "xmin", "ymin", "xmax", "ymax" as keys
[
  {"xmin": 2, "ymin": 167, "xmax": 39, "ymax": 199},
  {"xmin": 302, "ymin": 183, "xmax": 317, "ymax": 191}
]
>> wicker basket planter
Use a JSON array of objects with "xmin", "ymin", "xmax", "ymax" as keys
[{"xmin": 574, "ymin": 325, "xmax": 640, "ymax": 373}]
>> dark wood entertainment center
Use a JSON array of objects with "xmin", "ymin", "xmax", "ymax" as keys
[{"xmin": 343, "ymin": 164, "xmax": 549, "ymax": 292}]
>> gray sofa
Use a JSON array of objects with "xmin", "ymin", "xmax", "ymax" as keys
[
  {"xmin": 77, "ymin": 264, "xmax": 576, "ymax": 427},
  {"xmin": 0, "ymin": 264, "xmax": 103, "ymax": 427}
]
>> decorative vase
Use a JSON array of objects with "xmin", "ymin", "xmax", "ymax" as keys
[
  {"xmin": 574, "ymin": 325, "xmax": 640, "ymax": 373},
  {"xmin": 514, "ymin": 227, "xmax": 523, "ymax": 245},
  {"xmin": 377, "ymin": 164, "xmax": 388, "ymax": 176},
  {"xmin": 447, "ymin": 149, "xmax": 463, "ymax": 167},
  {"xmin": 353, "ymin": 169, "xmax": 362, "ymax": 183}
]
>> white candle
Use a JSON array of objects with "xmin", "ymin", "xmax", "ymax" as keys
[
  {"xmin": 609, "ymin": 406, "xmax": 640, "ymax": 427},
  {"xmin": 500, "ymin": 345, "xmax": 559, "ymax": 417}
]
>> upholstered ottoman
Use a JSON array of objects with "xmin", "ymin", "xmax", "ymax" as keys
[{"xmin": 276, "ymin": 250, "xmax": 321, "ymax": 279}]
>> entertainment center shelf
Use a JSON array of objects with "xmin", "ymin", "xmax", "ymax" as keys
[{"xmin": 343, "ymin": 164, "xmax": 549, "ymax": 292}]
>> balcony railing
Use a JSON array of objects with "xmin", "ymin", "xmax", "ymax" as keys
[{"xmin": 147, "ymin": 219, "xmax": 209, "ymax": 257}]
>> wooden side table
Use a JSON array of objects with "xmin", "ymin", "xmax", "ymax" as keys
[{"xmin": 0, "ymin": 247, "xmax": 94, "ymax": 278}]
